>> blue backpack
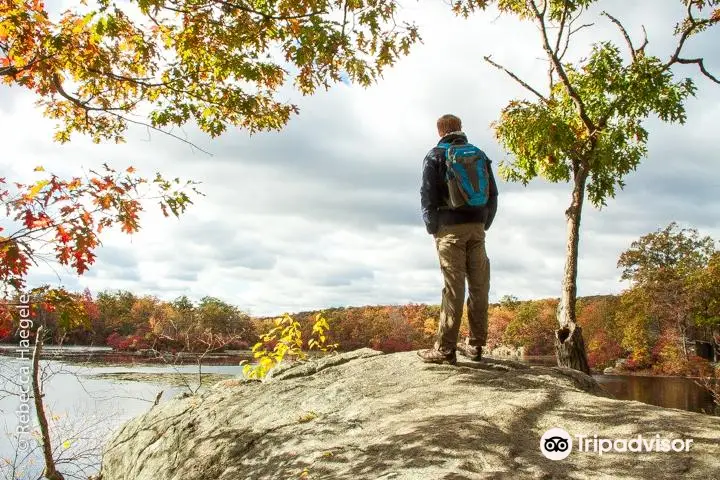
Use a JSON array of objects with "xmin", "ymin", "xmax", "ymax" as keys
[{"xmin": 438, "ymin": 142, "xmax": 491, "ymax": 208}]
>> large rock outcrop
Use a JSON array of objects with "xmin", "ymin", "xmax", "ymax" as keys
[{"xmin": 100, "ymin": 349, "xmax": 720, "ymax": 479}]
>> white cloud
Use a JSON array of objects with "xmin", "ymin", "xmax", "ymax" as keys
[{"xmin": 2, "ymin": 0, "xmax": 719, "ymax": 315}]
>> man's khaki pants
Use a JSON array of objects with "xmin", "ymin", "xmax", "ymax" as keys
[{"xmin": 433, "ymin": 222, "xmax": 490, "ymax": 354}]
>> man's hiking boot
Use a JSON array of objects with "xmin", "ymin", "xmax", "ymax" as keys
[
  {"xmin": 456, "ymin": 342, "xmax": 482, "ymax": 361},
  {"xmin": 417, "ymin": 348, "xmax": 457, "ymax": 365}
]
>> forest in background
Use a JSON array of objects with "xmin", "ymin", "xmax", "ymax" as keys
[{"xmin": 0, "ymin": 223, "xmax": 718, "ymax": 376}]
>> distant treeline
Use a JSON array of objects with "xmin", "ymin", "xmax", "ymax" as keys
[
  {"xmin": 1, "ymin": 223, "xmax": 718, "ymax": 375},
  {"xmin": 0, "ymin": 290, "xmax": 714, "ymax": 376}
]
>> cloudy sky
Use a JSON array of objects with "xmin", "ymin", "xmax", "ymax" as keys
[{"xmin": 2, "ymin": 0, "xmax": 719, "ymax": 316}]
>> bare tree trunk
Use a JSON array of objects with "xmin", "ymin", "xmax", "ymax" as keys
[
  {"xmin": 555, "ymin": 172, "xmax": 591, "ymax": 374},
  {"xmin": 32, "ymin": 326, "xmax": 65, "ymax": 480},
  {"xmin": 680, "ymin": 321, "xmax": 689, "ymax": 359}
]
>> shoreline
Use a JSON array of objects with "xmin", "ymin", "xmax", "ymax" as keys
[{"xmin": 1, "ymin": 345, "xmax": 716, "ymax": 381}]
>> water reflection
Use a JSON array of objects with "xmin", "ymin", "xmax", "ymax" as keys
[
  {"xmin": 520, "ymin": 355, "xmax": 718, "ymax": 415},
  {"xmin": 595, "ymin": 375, "xmax": 718, "ymax": 415},
  {"xmin": 0, "ymin": 355, "xmax": 245, "ymax": 478}
]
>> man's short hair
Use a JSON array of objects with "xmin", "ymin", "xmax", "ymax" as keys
[{"xmin": 437, "ymin": 114, "xmax": 462, "ymax": 136}]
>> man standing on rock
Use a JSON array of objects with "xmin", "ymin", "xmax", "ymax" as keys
[{"xmin": 418, "ymin": 114, "xmax": 498, "ymax": 365}]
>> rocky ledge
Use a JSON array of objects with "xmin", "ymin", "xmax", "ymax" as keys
[{"xmin": 100, "ymin": 349, "xmax": 720, "ymax": 479}]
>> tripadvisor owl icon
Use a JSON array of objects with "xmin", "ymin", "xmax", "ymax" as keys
[{"xmin": 540, "ymin": 427, "xmax": 573, "ymax": 460}]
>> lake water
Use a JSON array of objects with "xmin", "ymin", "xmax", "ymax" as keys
[
  {"xmin": 522, "ymin": 355, "xmax": 718, "ymax": 415},
  {"xmin": 0, "ymin": 350, "xmax": 246, "ymax": 479},
  {"xmin": 0, "ymin": 349, "xmax": 716, "ymax": 478}
]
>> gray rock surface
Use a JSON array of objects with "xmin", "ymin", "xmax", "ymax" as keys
[{"xmin": 100, "ymin": 349, "xmax": 720, "ymax": 479}]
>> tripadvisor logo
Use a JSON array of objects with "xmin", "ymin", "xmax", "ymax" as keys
[
  {"xmin": 540, "ymin": 428, "xmax": 573, "ymax": 460},
  {"xmin": 540, "ymin": 427, "xmax": 694, "ymax": 460}
]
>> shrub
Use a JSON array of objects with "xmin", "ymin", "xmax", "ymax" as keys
[{"xmin": 242, "ymin": 313, "xmax": 338, "ymax": 379}]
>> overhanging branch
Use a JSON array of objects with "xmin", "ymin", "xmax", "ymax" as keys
[
  {"xmin": 49, "ymin": 75, "xmax": 214, "ymax": 154},
  {"xmin": 107, "ymin": 111, "xmax": 215, "ymax": 156},
  {"xmin": 0, "ymin": 65, "xmax": 16, "ymax": 77},
  {"xmin": 483, "ymin": 55, "xmax": 548, "ymax": 103},
  {"xmin": 666, "ymin": 1, "xmax": 701, "ymax": 68},
  {"xmin": 213, "ymin": 0, "xmax": 328, "ymax": 20}
]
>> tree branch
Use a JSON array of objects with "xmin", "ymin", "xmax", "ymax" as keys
[
  {"xmin": 484, "ymin": 55, "xmax": 548, "ymax": 103},
  {"xmin": 665, "ymin": 3, "xmax": 719, "ymax": 66},
  {"xmin": 666, "ymin": 1, "xmax": 699, "ymax": 68},
  {"xmin": 539, "ymin": 0, "xmax": 548, "ymax": 18},
  {"xmin": 0, "ymin": 55, "xmax": 54, "ymax": 78},
  {"xmin": 663, "ymin": 2, "xmax": 719, "ymax": 82},
  {"xmin": 638, "ymin": 25, "xmax": 649, "ymax": 55},
  {"xmin": 51, "ymin": 75, "xmax": 125, "ymax": 113},
  {"xmin": 0, "ymin": 65, "xmax": 16, "ymax": 77},
  {"xmin": 602, "ymin": 12, "xmax": 636, "ymax": 61},
  {"xmin": 528, "ymin": 0, "xmax": 596, "ymax": 134},
  {"xmin": 553, "ymin": 0, "xmax": 570, "ymax": 56},
  {"xmin": 213, "ymin": 0, "xmax": 327, "ymax": 21},
  {"xmin": 558, "ymin": 5, "xmax": 592, "ymax": 61},
  {"xmin": 47, "ymin": 75, "xmax": 214, "ymax": 154},
  {"xmin": 548, "ymin": 0, "xmax": 571, "ymax": 91},
  {"xmin": 675, "ymin": 57, "xmax": 720, "ymax": 84},
  {"xmin": 560, "ymin": 21, "xmax": 593, "ymax": 60},
  {"xmin": 106, "ymin": 112, "xmax": 214, "ymax": 156}
]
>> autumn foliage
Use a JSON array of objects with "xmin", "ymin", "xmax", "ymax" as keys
[
  {"xmin": 0, "ymin": 284, "xmax": 717, "ymax": 377},
  {"xmin": 0, "ymin": 0, "xmax": 421, "ymax": 143},
  {"xmin": 0, "ymin": 164, "xmax": 200, "ymax": 292}
]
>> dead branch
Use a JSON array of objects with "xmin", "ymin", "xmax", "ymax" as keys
[
  {"xmin": 528, "ymin": 0, "xmax": 596, "ymax": 134},
  {"xmin": 483, "ymin": 55, "xmax": 548, "ymax": 103},
  {"xmin": 602, "ymin": 12, "xmax": 637, "ymax": 60},
  {"xmin": 638, "ymin": 25, "xmax": 649, "ymax": 55}
]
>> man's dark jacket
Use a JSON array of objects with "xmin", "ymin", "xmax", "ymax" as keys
[{"xmin": 421, "ymin": 132, "xmax": 498, "ymax": 235}]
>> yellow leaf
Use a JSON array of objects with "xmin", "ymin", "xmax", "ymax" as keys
[
  {"xmin": 26, "ymin": 180, "xmax": 49, "ymax": 200},
  {"xmin": 34, "ymin": 166, "xmax": 45, "ymax": 172}
]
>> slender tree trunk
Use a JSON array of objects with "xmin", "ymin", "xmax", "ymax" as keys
[
  {"xmin": 680, "ymin": 321, "xmax": 688, "ymax": 359},
  {"xmin": 555, "ymin": 171, "xmax": 591, "ymax": 374},
  {"xmin": 32, "ymin": 326, "xmax": 65, "ymax": 480}
]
